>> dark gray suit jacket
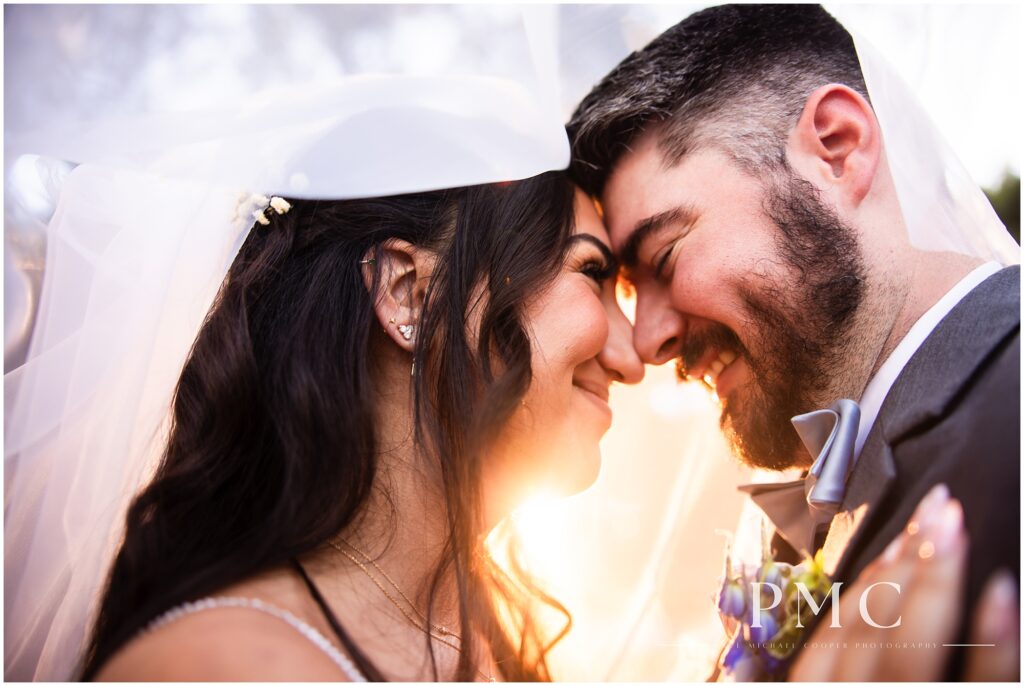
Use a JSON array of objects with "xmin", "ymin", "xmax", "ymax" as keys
[{"xmin": 815, "ymin": 265, "xmax": 1020, "ymax": 678}]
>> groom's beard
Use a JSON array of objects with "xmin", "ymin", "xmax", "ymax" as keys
[{"xmin": 681, "ymin": 174, "xmax": 866, "ymax": 471}]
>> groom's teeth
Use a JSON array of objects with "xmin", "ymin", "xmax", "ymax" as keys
[{"xmin": 700, "ymin": 350, "xmax": 738, "ymax": 389}]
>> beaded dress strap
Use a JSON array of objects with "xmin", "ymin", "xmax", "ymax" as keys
[{"xmin": 144, "ymin": 596, "xmax": 367, "ymax": 682}]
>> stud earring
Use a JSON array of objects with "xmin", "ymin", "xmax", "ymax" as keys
[{"xmin": 397, "ymin": 323, "xmax": 414, "ymax": 341}]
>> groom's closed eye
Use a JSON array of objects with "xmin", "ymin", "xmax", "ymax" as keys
[{"xmin": 619, "ymin": 203, "xmax": 699, "ymax": 276}]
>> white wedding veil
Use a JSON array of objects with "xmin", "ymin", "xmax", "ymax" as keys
[
  {"xmin": 829, "ymin": 4, "xmax": 1020, "ymax": 265},
  {"xmin": 4, "ymin": 4, "xmax": 1019, "ymax": 683},
  {"xmin": 4, "ymin": 6, "xmax": 567, "ymax": 680}
]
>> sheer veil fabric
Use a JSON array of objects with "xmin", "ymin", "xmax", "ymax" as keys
[
  {"xmin": 831, "ymin": 6, "xmax": 1019, "ymax": 265},
  {"xmin": 4, "ymin": 7, "xmax": 568, "ymax": 679},
  {"xmin": 4, "ymin": 5, "xmax": 1018, "ymax": 681}
]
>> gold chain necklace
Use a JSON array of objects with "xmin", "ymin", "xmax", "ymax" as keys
[
  {"xmin": 329, "ymin": 539, "xmax": 496, "ymax": 681},
  {"xmin": 338, "ymin": 539, "xmax": 458, "ymax": 639}
]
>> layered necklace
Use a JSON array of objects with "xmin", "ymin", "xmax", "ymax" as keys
[{"xmin": 330, "ymin": 538, "xmax": 496, "ymax": 681}]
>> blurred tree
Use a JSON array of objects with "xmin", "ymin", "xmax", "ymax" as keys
[{"xmin": 984, "ymin": 171, "xmax": 1020, "ymax": 243}]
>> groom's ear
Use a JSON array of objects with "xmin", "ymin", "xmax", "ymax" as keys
[
  {"xmin": 361, "ymin": 239, "xmax": 434, "ymax": 352},
  {"xmin": 787, "ymin": 84, "xmax": 881, "ymax": 207}
]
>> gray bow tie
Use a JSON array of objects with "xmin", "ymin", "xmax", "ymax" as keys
[{"xmin": 738, "ymin": 399, "xmax": 861, "ymax": 556}]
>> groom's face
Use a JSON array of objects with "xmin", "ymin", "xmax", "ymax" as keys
[{"xmin": 601, "ymin": 135, "xmax": 864, "ymax": 470}]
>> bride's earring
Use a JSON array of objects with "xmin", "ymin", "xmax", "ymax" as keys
[{"xmin": 397, "ymin": 323, "xmax": 414, "ymax": 341}]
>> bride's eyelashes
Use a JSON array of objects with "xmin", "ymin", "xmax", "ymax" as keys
[
  {"xmin": 567, "ymin": 234, "xmax": 618, "ymax": 288},
  {"xmin": 580, "ymin": 255, "xmax": 616, "ymax": 285}
]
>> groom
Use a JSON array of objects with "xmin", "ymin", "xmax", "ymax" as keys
[{"xmin": 567, "ymin": 3, "xmax": 1019, "ymax": 676}]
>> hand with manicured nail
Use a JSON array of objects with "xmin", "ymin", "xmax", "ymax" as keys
[{"xmin": 790, "ymin": 483, "xmax": 1020, "ymax": 681}]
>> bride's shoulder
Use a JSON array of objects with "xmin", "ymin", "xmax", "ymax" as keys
[
  {"xmin": 95, "ymin": 599, "xmax": 349, "ymax": 681},
  {"xmin": 95, "ymin": 574, "xmax": 351, "ymax": 681}
]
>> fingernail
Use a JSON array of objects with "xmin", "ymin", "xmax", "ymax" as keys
[
  {"xmin": 907, "ymin": 484, "xmax": 950, "ymax": 537},
  {"xmin": 925, "ymin": 498, "xmax": 963, "ymax": 557},
  {"xmin": 881, "ymin": 531, "xmax": 904, "ymax": 564},
  {"xmin": 919, "ymin": 484, "xmax": 950, "ymax": 518},
  {"xmin": 980, "ymin": 570, "xmax": 1018, "ymax": 643}
]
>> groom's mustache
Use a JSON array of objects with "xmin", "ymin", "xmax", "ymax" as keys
[{"xmin": 675, "ymin": 324, "xmax": 748, "ymax": 382}]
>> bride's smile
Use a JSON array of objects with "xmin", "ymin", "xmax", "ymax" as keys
[{"xmin": 484, "ymin": 189, "xmax": 642, "ymax": 505}]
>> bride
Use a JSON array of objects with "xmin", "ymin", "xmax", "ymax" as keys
[{"xmin": 80, "ymin": 175, "xmax": 644, "ymax": 681}]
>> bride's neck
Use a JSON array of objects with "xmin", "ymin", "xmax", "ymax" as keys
[
  {"xmin": 335, "ymin": 349, "xmax": 458, "ymax": 619},
  {"xmin": 342, "ymin": 459, "xmax": 456, "ymax": 615}
]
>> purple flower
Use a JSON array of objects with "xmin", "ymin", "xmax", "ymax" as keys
[
  {"xmin": 714, "ymin": 541, "xmax": 829, "ymax": 680},
  {"xmin": 759, "ymin": 560, "xmax": 784, "ymax": 588},
  {"xmin": 717, "ymin": 577, "xmax": 746, "ymax": 620},
  {"xmin": 721, "ymin": 632, "xmax": 761, "ymax": 680},
  {"xmin": 759, "ymin": 649, "xmax": 784, "ymax": 674},
  {"xmin": 746, "ymin": 609, "xmax": 779, "ymax": 644},
  {"xmin": 721, "ymin": 632, "xmax": 747, "ymax": 672}
]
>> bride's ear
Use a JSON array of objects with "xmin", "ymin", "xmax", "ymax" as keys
[
  {"xmin": 361, "ymin": 239, "xmax": 433, "ymax": 351},
  {"xmin": 788, "ymin": 83, "xmax": 881, "ymax": 207}
]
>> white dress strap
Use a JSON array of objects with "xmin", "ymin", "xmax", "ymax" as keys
[{"xmin": 144, "ymin": 596, "xmax": 367, "ymax": 682}]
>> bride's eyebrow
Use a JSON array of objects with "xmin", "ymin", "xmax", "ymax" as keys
[{"xmin": 569, "ymin": 234, "xmax": 617, "ymax": 268}]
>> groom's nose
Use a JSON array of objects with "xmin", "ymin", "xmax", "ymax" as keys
[{"xmin": 633, "ymin": 289, "xmax": 686, "ymax": 366}]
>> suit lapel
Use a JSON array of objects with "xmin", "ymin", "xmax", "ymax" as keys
[
  {"xmin": 820, "ymin": 434, "xmax": 895, "ymax": 575},
  {"xmin": 880, "ymin": 266, "xmax": 1019, "ymax": 445},
  {"xmin": 822, "ymin": 265, "xmax": 1019, "ymax": 577}
]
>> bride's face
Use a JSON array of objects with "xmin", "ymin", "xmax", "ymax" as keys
[{"xmin": 484, "ymin": 189, "xmax": 644, "ymax": 510}]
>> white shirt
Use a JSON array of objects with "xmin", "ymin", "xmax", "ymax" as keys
[{"xmin": 854, "ymin": 261, "xmax": 1003, "ymax": 458}]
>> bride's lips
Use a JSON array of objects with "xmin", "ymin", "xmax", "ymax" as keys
[{"xmin": 572, "ymin": 378, "xmax": 612, "ymax": 422}]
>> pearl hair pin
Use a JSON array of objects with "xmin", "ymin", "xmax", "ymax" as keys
[
  {"xmin": 232, "ymin": 193, "xmax": 292, "ymax": 229},
  {"xmin": 252, "ymin": 195, "xmax": 292, "ymax": 226}
]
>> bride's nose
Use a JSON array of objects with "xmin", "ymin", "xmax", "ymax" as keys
[{"xmin": 598, "ymin": 301, "xmax": 645, "ymax": 385}]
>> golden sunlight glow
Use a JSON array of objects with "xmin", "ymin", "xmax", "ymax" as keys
[
  {"xmin": 615, "ymin": 281, "xmax": 636, "ymax": 325},
  {"xmin": 489, "ymin": 364, "xmax": 752, "ymax": 681},
  {"xmin": 511, "ymin": 491, "xmax": 568, "ymax": 568}
]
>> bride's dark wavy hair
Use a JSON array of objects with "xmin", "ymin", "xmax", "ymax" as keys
[{"xmin": 80, "ymin": 171, "xmax": 577, "ymax": 681}]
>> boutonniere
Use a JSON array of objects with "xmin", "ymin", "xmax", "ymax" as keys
[{"xmin": 715, "ymin": 535, "xmax": 833, "ymax": 681}]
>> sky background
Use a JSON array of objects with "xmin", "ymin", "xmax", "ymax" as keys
[{"xmin": 5, "ymin": 4, "xmax": 1020, "ymax": 187}]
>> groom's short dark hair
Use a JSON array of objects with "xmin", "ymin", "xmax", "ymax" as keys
[{"xmin": 567, "ymin": 4, "xmax": 868, "ymax": 197}]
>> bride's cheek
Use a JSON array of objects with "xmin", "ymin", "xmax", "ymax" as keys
[{"xmin": 576, "ymin": 291, "xmax": 610, "ymax": 358}]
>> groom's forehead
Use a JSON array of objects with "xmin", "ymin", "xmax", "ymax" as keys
[
  {"xmin": 601, "ymin": 137, "xmax": 670, "ymax": 248},
  {"xmin": 602, "ymin": 142, "xmax": 711, "ymax": 257}
]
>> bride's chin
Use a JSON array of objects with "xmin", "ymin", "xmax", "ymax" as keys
[
  {"xmin": 570, "ymin": 451, "xmax": 602, "ymax": 495},
  {"xmin": 548, "ymin": 439, "xmax": 603, "ymax": 498},
  {"xmin": 572, "ymin": 384, "xmax": 613, "ymax": 431}
]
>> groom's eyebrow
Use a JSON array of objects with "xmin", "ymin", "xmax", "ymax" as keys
[{"xmin": 620, "ymin": 205, "xmax": 698, "ymax": 270}]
